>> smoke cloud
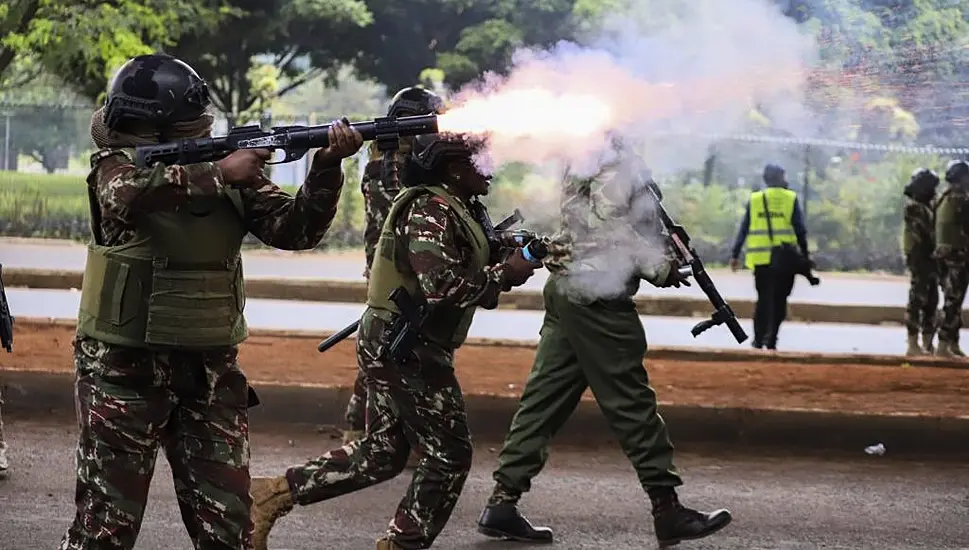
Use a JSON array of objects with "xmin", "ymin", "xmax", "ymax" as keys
[{"xmin": 446, "ymin": 0, "xmax": 824, "ymax": 300}]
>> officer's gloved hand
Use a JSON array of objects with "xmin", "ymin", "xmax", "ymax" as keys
[
  {"xmin": 658, "ymin": 263, "xmax": 692, "ymax": 288},
  {"xmin": 503, "ymin": 248, "xmax": 540, "ymax": 288}
]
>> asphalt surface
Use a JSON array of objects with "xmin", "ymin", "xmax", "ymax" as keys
[
  {"xmin": 11, "ymin": 287, "xmax": 969, "ymax": 355},
  {"xmin": 0, "ymin": 416, "xmax": 966, "ymax": 549},
  {"xmin": 0, "ymin": 239, "xmax": 914, "ymax": 305}
]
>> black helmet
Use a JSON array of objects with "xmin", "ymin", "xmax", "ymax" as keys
[
  {"xmin": 763, "ymin": 163, "xmax": 786, "ymax": 186},
  {"xmin": 411, "ymin": 132, "xmax": 486, "ymax": 172},
  {"xmin": 910, "ymin": 168, "xmax": 940, "ymax": 187},
  {"xmin": 103, "ymin": 54, "xmax": 211, "ymax": 130},
  {"xmin": 945, "ymin": 159, "xmax": 969, "ymax": 184},
  {"xmin": 904, "ymin": 168, "xmax": 940, "ymax": 200},
  {"xmin": 388, "ymin": 86, "xmax": 445, "ymax": 118}
]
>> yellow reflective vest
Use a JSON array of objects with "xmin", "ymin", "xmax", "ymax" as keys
[{"xmin": 745, "ymin": 187, "xmax": 798, "ymax": 269}]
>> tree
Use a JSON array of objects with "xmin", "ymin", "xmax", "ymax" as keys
[
  {"xmin": 0, "ymin": 71, "xmax": 93, "ymax": 172},
  {"xmin": 2, "ymin": 0, "xmax": 227, "ymax": 100},
  {"xmin": 168, "ymin": 0, "xmax": 373, "ymax": 126}
]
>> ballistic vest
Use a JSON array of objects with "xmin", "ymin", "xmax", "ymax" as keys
[
  {"xmin": 935, "ymin": 187, "xmax": 969, "ymax": 251},
  {"xmin": 366, "ymin": 184, "xmax": 490, "ymax": 349},
  {"xmin": 745, "ymin": 187, "xmax": 797, "ymax": 269},
  {"xmin": 77, "ymin": 150, "xmax": 249, "ymax": 349}
]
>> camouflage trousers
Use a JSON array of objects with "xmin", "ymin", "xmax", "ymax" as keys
[
  {"xmin": 938, "ymin": 260, "xmax": 969, "ymax": 343},
  {"xmin": 905, "ymin": 254, "xmax": 939, "ymax": 336},
  {"xmin": 59, "ymin": 336, "xmax": 253, "ymax": 550},
  {"xmin": 344, "ymin": 368, "xmax": 368, "ymax": 431},
  {"xmin": 285, "ymin": 313, "xmax": 473, "ymax": 549}
]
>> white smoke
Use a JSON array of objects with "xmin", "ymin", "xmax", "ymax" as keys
[{"xmin": 448, "ymin": 0, "xmax": 823, "ymax": 300}]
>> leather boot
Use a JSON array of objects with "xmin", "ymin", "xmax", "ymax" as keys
[
  {"xmin": 342, "ymin": 429, "xmax": 364, "ymax": 446},
  {"xmin": 376, "ymin": 537, "xmax": 404, "ymax": 550},
  {"xmin": 251, "ymin": 476, "xmax": 294, "ymax": 550},
  {"xmin": 921, "ymin": 332, "xmax": 935, "ymax": 354},
  {"xmin": 936, "ymin": 340, "xmax": 966, "ymax": 358},
  {"xmin": 477, "ymin": 502, "xmax": 554, "ymax": 543},
  {"xmin": 650, "ymin": 489, "xmax": 731, "ymax": 547},
  {"xmin": 906, "ymin": 334, "xmax": 925, "ymax": 356}
]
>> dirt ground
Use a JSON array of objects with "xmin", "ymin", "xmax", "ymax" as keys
[{"xmin": 4, "ymin": 322, "xmax": 969, "ymax": 417}]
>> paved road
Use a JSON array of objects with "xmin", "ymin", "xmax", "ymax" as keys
[
  {"xmin": 0, "ymin": 417, "xmax": 966, "ymax": 549},
  {"xmin": 0, "ymin": 239, "xmax": 916, "ymax": 306},
  {"xmin": 10, "ymin": 287, "xmax": 969, "ymax": 355}
]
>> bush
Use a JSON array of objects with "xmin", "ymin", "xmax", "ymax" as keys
[{"xmin": 0, "ymin": 151, "xmax": 943, "ymax": 273}]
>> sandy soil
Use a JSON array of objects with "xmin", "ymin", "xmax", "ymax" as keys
[{"xmin": 3, "ymin": 323, "xmax": 968, "ymax": 417}]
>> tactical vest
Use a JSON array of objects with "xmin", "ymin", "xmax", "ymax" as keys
[
  {"xmin": 935, "ymin": 188, "xmax": 969, "ymax": 251},
  {"xmin": 77, "ymin": 149, "xmax": 250, "ymax": 349},
  {"xmin": 901, "ymin": 199, "xmax": 932, "ymax": 256},
  {"xmin": 366, "ymin": 184, "xmax": 490, "ymax": 348},
  {"xmin": 745, "ymin": 187, "xmax": 797, "ymax": 269}
]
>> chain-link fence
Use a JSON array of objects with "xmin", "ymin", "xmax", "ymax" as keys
[{"xmin": 2, "ymin": 101, "xmax": 967, "ymax": 271}]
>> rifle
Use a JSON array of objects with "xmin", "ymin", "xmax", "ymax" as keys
[
  {"xmin": 643, "ymin": 180, "xmax": 749, "ymax": 344},
  {"xmin": 0, "ymin": 264, "xmax": 12, "ymax": 353},
  {"xmin": 133, "ymin": 114, "xmax": 441, "ymax": 168},
  {"xmin": 317, "ymin": 208, "xmax": 526, "ymax": 353}
]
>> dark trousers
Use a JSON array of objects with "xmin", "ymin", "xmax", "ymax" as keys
[{"xmin": 753, "ymin": 265, "xmax": 796, "ymax": 348}]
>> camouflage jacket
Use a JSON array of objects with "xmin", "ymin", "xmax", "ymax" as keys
[
  {"xmin": 394, "ymin": 189, "xmax": 505, "ymax": 309},
  {"xmin": 362, "ymin": 138, "xmax": 414, "ymax": 273},
  {"xmin": 89, "ymin": 149, "xmax": 344, "ymax": 248},
  {"xmin": 902, "ymin": 196, "xmax": 934, "ymax": 259},
  {"xmin": 544, "ymin": 165, "xmax": 674, "ymax": 294}
]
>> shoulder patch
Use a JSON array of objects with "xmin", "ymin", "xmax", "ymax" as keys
[{"xmin": 429, "ymin": 196, "xmax": 449, "ymax": 206}]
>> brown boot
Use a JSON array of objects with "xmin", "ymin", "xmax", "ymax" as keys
[
  {"xmin": 251, "ymin": 476, "xmax": 294, "ymax": 550},
  {"xmin": 906, "ymin": 334, "xmax": 925, "ymax": 356},
  {"xmin": 342, "ymin": 429, "xmax": 364, "ymax": 446},
  {"xmin": 376, "ymin": 537, "xmax": 404, "ymax": 549},
  {"xmin": 921, "ymin": 332, "xmax": 935, "ymax": 353}
]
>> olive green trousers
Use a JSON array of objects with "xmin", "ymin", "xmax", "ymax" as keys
[{"xmin": 493, "ymin": 275, "xmax": 682, "ymax": 495}]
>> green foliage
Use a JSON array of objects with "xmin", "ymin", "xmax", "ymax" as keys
[
  {"xmin": 2, "ymin": 0, "xmax": 227, "ymax": 101},
  {"xmin": 168, "ymin": 0, "xmax": 372, "ymax": 125}
]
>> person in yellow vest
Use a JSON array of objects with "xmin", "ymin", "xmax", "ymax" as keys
[
  {"xmin": 248, "ymin": 132, "xmax": 541, "ymax": 550},
  {"xmin": 933, "ymin": 159, "xmax": 969, "ymax": 357},
  {"xmin": 58, "ymin": 53, "xmax": 363, "ymax": 550},
  {"xmin": 728, "ymin": 163, "xmax": 811, "ymax": 350}
]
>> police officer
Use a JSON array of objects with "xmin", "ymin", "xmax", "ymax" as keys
[
  {"xmin": 934, "ymin": 160, "xmax": 969, "ymax": 357},
  {"xmin": 59, "ymin": 53, "xmax": 363, "ymax": 550},
  {"xmin": 344, "ymin": 87, "xmax": 446, "ymax": 461},
  {"xmin": 729, "ymin": 163, "xmax": 810, "ymax": 350},
  {"xmin": 249, "ymin": 133, "xmax": 540, "ymax": 550},
  {"xmin": 901, "ymin": 168, "xmax": 941, "ymax": 355},
  {"xmin": 477, "ymin": 154, "xmax": 731, "ymax": 548}
]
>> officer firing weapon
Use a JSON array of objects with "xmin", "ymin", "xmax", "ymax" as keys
[
  {"xmin": 643, "ymin": 180, "xmax": 749, "ymax": 344},
  {"xmin": 132, "ymin": 114, "xmax": 441, "ymax": 168},
  {"xmin": 316, "ymin": 209, "xmax": 527, "ymax": 353},
  {"xmin": 0, "ymin": 264, "xmax": 14, "ymax": 353},
  {"xmin": 382, "ymin": 236, "xmax": 550, "ymax": 362}
]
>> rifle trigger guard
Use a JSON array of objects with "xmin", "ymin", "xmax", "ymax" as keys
[
  {"xmin": 373, "ymin": 116, "xmax": 400, "ymax": 152},
  {"xmin": 271, "ymin": 148, "xmax": 309, "ymax": 164}
]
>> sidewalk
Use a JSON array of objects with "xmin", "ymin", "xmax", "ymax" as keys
[{"xmin": 3, "ymin": 319, "xmax": 968, "ymax": 455}]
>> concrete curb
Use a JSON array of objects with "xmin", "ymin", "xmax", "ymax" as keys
[
  {"xmin": 2, "ymin": 369, "xmax": 966, "ymax": 455},
  {"xmin": 6, "ymin": 267, "xmax": 951, "ymax": 327},
  {"xmin": 14, "ymin": 317, "xmax": 969, "ymax": 369}
]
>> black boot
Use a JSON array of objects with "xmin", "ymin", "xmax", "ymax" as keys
[
  {"xmin": 478, "ymin": 502, "xmax": 553, "ymax": 543},
  {"xmin": 649, "ymin": 488, "xmax": 731, "ymax": 547}
]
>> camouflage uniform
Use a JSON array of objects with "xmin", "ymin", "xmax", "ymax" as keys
[
  {"xmin": 0, "ymin": 386, "xmax": 7, "ymax": 476},
  {"xmin": 251, "ymin": 184, "xmax": 508, "ymax": 550},
  {"xmin": 902, "ymin": 196, "xmax": 939, "ymax": 353},
  {"xmin": 59, "ymin": 110, "xmax": 345, "ymax": 550},
  {"xmin": 934, "ymin": 184, "xmax": 969, "ymax": 356},
  {"xmin": 478, "ymin": 164, "xmax": 731, "ymax": 546},
  {"xmin": 348, "ymin": 138, "xmax": 414, "ymax": 434}
]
